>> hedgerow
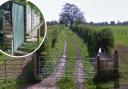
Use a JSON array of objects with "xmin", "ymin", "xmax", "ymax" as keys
[{"xmin": 71, "ymin": 25, "xmax": 114, "ymax": 56}]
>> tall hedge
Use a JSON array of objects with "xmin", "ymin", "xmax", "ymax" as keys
[{"xmin": 71, "ymin": 25, "xmax": 114, "ymax": 56}]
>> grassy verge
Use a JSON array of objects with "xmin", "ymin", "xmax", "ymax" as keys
[
  {"xmin": 47, "ymin": 25, "xmax": 66, "ymax": 57},
  {"xmin": 75, "ymin": 25, "xmax": 128, "ymax": 88},
  {"xmin": 0, "ymin": 55, "xmax": 27, "ymax": 89},
  {"xmin": 20, "ymin": 41, "xmax": 39, "ymax": 52},
  {"xmin": 0, "ymin": 52, "xmax": 6, "ymax": 63},
  {"xmin": 58, "ymin": 28, "xmax": 95, "ymax": 89},
  {"xmin": 0, "ymin": 79, "xmax": 26, "ymax": 89},
  {"xmin": 57, "ymin": 25, "xmax": 128, "ymax": 89},
  {"xmin": 42, "ymin": 25, "xmax": 66, "ymax": 78}
]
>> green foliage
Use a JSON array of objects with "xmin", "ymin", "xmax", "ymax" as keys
[
  {"xmin": 26, "ymin": 60, "xmax": 42, "ymax": 83},
  {"xmin": 71, "ymin": 25, "xmax": 114, "ymax": 56},
  {"xmin": 57, "ymin": 27, "xmax": 90, "ymax": 89},
  {"xmin": 20, "ymin": 42, "xmax": 38, "ymax": 52},
  {"xmin": 26, "ymin": 62, "xmax": 35, "ymax": 82},
  {"xmin": 51, "ymin": 30, "xmax": 58, "ymax": 48},
  {"xmin": 57, "ymin": 78, "xmax": 75, "ymax": 89},
  {"xmin": 97, "ymin": 28, "xmax": 114, "ymax": 53},
  {"xmin": 40, "ymin": 40, "xmax": 48, "ymax": 56},
  {"xmin": 11, "ymin": 0, "xmax": 26, "ymax": 6},
  {"xmin": 85, "ymin": 79, "xmax": 114, "ymax": 89},
  {"xmin": 60, "ymin": 3, "xmax": 85, "ymax": 26},
  {"xmin": 80, "ymin": 25, "xmax": 128, "ymax": 46},
  {"xmin": 47, "ymin": 25, "xmax": 62, "ymax": 50},
  {"xmin": 12, "ymin": 0, "xmax": 26, "ymax": 2},
  {"xmin": 0, "ymin": 53, "xmax": 6, "ymax": 63},
  {"xmin": 41, "ymin": 25, "xmax": 65, "ymax": 78},
  {"xmin": 0, "ymin": 79, "xmax": 27, "ymax": 89}
]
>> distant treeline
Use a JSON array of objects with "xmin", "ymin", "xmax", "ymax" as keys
[
  {"xmin": 47, "ymin": 21, "xmax": 59, "ymax": 26},
  {"xmin": 88, "ymin": 21, "xmax": 128, "ymax": 26},
  {"xmin": 47, "ymin": 20, "xmax": 128, "ymax": 26}
]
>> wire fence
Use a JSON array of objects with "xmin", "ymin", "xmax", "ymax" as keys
[
  {"xmin": 0, "ymin": 55, "xmax": 128, "ymax": 89},
  {"xmin": 0, "ymin": 59, "xmax": 32, "ymax": 89},
  {"xmin": 38, "ymin": 56, "xmax": 96, "ymax": 79},
  {"xmin": 113, "ymin": 29, "xmax": 128, "ymax": 36},
  {"xmin": 38, "ymin": 55, "xmax": 128, "ymax": 89}
]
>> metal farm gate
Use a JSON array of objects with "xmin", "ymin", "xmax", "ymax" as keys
[
  {"xmin": 37, "ymin": 56, "xmax": 96, "ymax": 80},
  {"xmin": 35, "ymin": 51, "xmax": 128, "ymax": 89}
]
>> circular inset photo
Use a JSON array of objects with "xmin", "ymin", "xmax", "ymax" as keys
[{"xmin": 0, "ymin": 1, "xmax": 46, "ymax": 57}]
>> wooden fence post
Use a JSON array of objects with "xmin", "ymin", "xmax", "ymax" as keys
[
  {"xmin": 97, "ymin": 55, "xmax": 100, "ymax": 77},
  {"xmin": 114, "ymin": 50, "xmax": 120, "ymax": 88},
  {"xmin": 37, "ymin": 28, "xmax": 40, "ymax": 45},
  {"xmin": 125, "ymin": 30, "xmax": 126, "ymax": 36},
  {"xmin": 114, "ymin": 50, "xmax": 119, "ymax": 78},
  {"xmin": 65, "ymin": 56, "xmax": 67, "ymax": 80},
  {"xmin": 4, "ymin": 60, "xmax": 8, "ymax": 88},
  {"xmin": 33, "ymin": 53, "xmax": 37, "ymax": 77}
]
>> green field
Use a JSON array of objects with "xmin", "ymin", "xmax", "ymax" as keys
[
  {"xmin": 54, "ymin": 25, "xmax": 128, "ymax": 89},
  {"xmin": 0, "ymin": 25, "xmax": 128, "ymax": 89},
  {"xmin": 41, "ymin": 25, "xmax": 67, "ymax": 78},
  {"xmin": 77, "ymin": 25, "xmax": 128, "ymax": 46}
]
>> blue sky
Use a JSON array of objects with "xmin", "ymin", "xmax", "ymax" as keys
[{"xmin": 1, "ymin": 0, "xmax": 128, "ymax": 23}]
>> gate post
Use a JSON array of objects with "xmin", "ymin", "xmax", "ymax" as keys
[
  {"xmin": 37, "ymin": 28, "xmax": 40, "ymax": 45},
  {"xmin": 65, "ymin": 56, "xmax": 67, "ymax": 80},
  {"xmin": 4, "ymin": 59, "xmax": 8, "ymax": 88},
  {"xmin": 96, "ymin": 54, "xmax": 100, "ymax": 78},
  {"xmin": 114, "ymin": 50, "xmax": 120, "ymax": 88},
  {"xmin": 33, "ymin": 53, "xmax": 37, "ymax": 77},
  {"xmin": 114, "ymin": 50, "xmax": 119, "ymax": 78}
]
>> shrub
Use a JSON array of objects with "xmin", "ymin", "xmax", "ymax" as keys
[
  {"xmin": 95, "ymin": 28, "xmax": 114, "ymax": 54},
  {"xmin": 71, "ymin": 25, "xmax": 114, "ymax": 56}
]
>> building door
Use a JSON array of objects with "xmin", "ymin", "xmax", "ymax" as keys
[{"xmin": 12, "ymin": 3, "xmax": 24, "ymax": 53}]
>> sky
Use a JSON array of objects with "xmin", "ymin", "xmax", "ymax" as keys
[{"xmin": 1, "ymin": 0, "xmax": 128, "ymax": 23}]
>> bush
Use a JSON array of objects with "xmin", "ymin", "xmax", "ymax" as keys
[
  {"xmin": 51, "ymin": 31, "xmax": 58, "ymax": 48},
  {"xmin": 71, "ymin": 25, "xmax": 114, "ymax": 56},
  {"xmin": 95, "ymin": 28, "xmax": 114, "ymax": 54}
]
